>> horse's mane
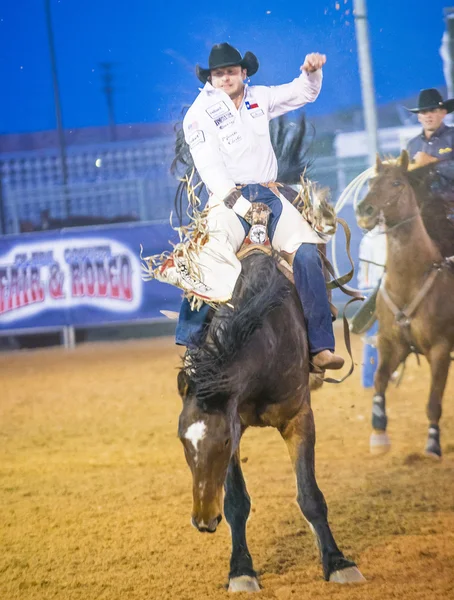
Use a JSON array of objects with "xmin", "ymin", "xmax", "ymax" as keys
[
  {"xmin": 407, "ymin": 165, "xmax": 454, "ymax": 257},
  {"xmin": 377, "ymin": 159, "xmax": 454, "ymax": 257},
  {"xmin": 187, "ymin": 252, "xmax": 293, "ymax": 408},
  {"xmin": 171, "ymin": 112, "xmax": 312, "ymax": 226}
]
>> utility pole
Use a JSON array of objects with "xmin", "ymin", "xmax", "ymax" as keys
[
  {"xmin": 441, "ymin": 8, "xmax": 454, "ymax": 99},
  {"xmin": 353, "ymin": 0, "xmax": 379, "ymax": 166},
  {"xmin": 44, "ymin": 0, "xmax": 70, "ymax": 217},
  {"xmin": 0, "ymin": 165, "xmax": 5, "ymax": 234},
  {"xmin": 100, "ymin": 62, "xmax": 117, "ymax": 142}
]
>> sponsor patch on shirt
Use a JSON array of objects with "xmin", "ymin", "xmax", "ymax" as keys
[
  {"xmin": 250, "ymin": 109, "xmax": 265, "ymax": 118},
  {"xmin": 438, "ymin": 147, "xmax": 453, "ymax": 154},
  {"xmin": 222, "ymin": 131, "xmax": 243, "ymax": 146},
  {"xmin": 206, "ymin": 101, "xmax": 230, "ymax": 120},
  {"xmin": 188, "ymin": 130, "xmax": 205, "ymax": 149},
  {"xmin": 214, "ymin": 112, "xmax": 234, "ymax": 128}
]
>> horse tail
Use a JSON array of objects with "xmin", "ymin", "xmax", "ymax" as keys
[
  {"xmin": 271, "ymin": 113, "xmax": 314, "ymax": 184},
  {"xmin": 171, "ymin": 112, "xmax": 207, "ymax": 227},
  {"xmin": 190, "ymin": 253, "xmax": 292, "ymax": 401}
]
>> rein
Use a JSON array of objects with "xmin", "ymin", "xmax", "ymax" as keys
[
  {"xmin": 378, "ymin": 183, "xmax": 443, "ymax": 357},
  {"xmin": 317, "ymin": 227, "xmax": 364, "ymax": 384},
  {"xmin": 379, "ymin": 262, "xmax": 450, "ymax": 359},
  {"xmin": 378, "ymin": 213, "xmax": 419, "ymax": 235},
  {"xmin": 373, "ymin": 184, "xmax": 418, "ymax": 235}
]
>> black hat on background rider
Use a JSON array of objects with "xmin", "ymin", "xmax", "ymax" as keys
[{"xmin": 407, "ymin": 88, "xmax": 454, "ymax": 114}]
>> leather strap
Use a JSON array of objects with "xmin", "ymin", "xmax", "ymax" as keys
[{"xmin": 321, "ymin": 296, "xmax": 363, "ymax": 384}]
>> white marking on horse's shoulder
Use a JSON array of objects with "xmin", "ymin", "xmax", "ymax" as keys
[{"xmin": 184, "ymin": 421, "xmax": 206, "ymax": 450}]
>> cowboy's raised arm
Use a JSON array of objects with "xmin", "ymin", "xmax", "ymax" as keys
[
  {"xmin": 267, "ymin": 53, "xmax": 326, "ymax": 120},
  {"xmin": 183, "ymin": 115, "xmax": 252, "ymax": 218}
]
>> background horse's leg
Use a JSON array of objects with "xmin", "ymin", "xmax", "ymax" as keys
[
  {"xmin": 425, "ymin": 344, "xmax": 451, "ymax": 460},
  {"xmin": 370, "ymin": 338, "xmax": 407, "ymax": 455},
  {"xmin": 224, "ymin": 449, "xmax": 260, "ymax": 593},
  {"xmin": 281, "ymin": 406, "xmax": 365, "ymax": 584}
]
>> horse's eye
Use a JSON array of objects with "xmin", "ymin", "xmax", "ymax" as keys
[
  {"xmin": 392, "ymin": 180, "xmax": 402, "ymax": 187},
  {"xmin": 224, "ymin": 438, "xmax": 231, "ymax": 447}
]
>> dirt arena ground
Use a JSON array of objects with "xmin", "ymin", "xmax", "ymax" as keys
[{"xmin": 1, "ymin": 328, "xmax": 454, "ymax": 600}]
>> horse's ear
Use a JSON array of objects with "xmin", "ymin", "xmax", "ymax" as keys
[
  {"xmin": 375, "ymin": 153, "xmax": 383, "ymax": 173},
  {"xmin": 400, "ymin": 149, "xmax": 410, "ymax": 172},
  {"xmin": 177, "ymin": 369, "xmax": 190, "ymax": 399}
]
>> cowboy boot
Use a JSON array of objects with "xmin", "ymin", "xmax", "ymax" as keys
[{"xmin": 312, "ymin": 349, "xmax": 345, "ymax": 370}]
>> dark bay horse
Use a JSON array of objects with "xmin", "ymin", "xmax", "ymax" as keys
[
  {"xmin": 176, "ymin": 250, "xmax": 364, "ymax": 592},
  {"xmin": 356, "ymin": 151, "xmax": 454, "ymax": 458}
]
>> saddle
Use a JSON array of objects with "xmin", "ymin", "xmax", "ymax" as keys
[
  {"xmin": 236, "ymin": 202, "xmax": 336, "ymax": 318},
  {"xmin": 236, "ymin": 202, "xmax": 360, "ymax": 388}
]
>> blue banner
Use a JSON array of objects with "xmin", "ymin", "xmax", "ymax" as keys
[{"xmin": 0, "ymin": 222, "xmax": 182, "ymax": 331}]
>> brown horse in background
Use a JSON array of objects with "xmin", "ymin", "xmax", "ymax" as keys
[{"xmin": 355, "ymin": 150, "xmax": 454, "ymax": 459}]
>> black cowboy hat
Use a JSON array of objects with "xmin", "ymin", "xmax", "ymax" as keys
[
  {"xmin": 407, "ymin": 88, "xmax": 454, "ymax": 113},
  {"xmin": 195, "ymin": 43, "xmax": 259, "ymax": 84}
]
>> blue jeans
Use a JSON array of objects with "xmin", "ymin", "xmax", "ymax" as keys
[
  {"xmin": 175, "ymin": 185, "xmax": 335, "ymax": 354},
  {"xmin": 362, "ymin": 320, "xmax": 379, "ymax": 388}
]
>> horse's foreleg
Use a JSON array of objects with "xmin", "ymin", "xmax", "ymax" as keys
[
  {"xmin": 224, "ymin": 449, "xmax": 260, "ymax": 593},
  {"xmin": 425, "ymin": 344, "xmax": 451, "ymax": 459},
  {"xmin": 280, "ymin": 406, "xmax": 365, "ymax": 584},
  {"xmin": 370, "ymin": 338, "xmax": 407, "ymax": 455}
]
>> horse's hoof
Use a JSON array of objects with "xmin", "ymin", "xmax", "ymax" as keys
[
  {"xmin": 370, "ymin": 430, "xmax": 391, "ymax": 455},
  {"xmin": 424, "ymin": 449, "xmax": 442, "ymax": 461},
  {"xmin": 228, "ymin": 576, "xmax": 260, "ymax": 592},
  {"xmin": 425, "ymin": 429, "xmax": 441, "ymax": 460},
  {"xmin": 329, "ymin": 567, "xmax": 366, "ymax": 584}
]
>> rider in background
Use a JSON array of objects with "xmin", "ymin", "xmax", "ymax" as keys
[
  {"xmin": 406, "ymin": 88, "xmax": 454, "ymax": 220},
  {"xmin": 159, "ymin": 43, "xmax": 344, "ymax": 371},
  {"xmin": 357, "ymin": 227, "xmax": 386, "ymax": 388},
  {"xmin": 406, "ymin": 88, "xmax": 454, "ymax": 167}
]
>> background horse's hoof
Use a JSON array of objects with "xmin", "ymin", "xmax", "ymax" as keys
[
  {"xmin": 370, "ymin": 430, "xmax": 391, "ymax": 455},
  {"xmin": 329, "ymin": 567, "xmax": 366, "ymax": 584},
  {"xmin": 424, "ymin": 448, "xmax": 442, "ymax": 461},
  {"xmin": 228, "ymin": 576, "xmax": 260, "ymax": 592},
  {"xmin": 425, "ymin": 429, "xmax": 442, "ymax": 460}
]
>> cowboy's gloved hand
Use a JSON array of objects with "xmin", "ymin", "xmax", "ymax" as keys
[{"xmin": 223, "ymin": 189, "xmax": 253, "ymax": 224}]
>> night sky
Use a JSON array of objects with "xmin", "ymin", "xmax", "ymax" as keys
[{"xmin": 0, "ymin": 0, "xmax": 451, "ymax": 134}]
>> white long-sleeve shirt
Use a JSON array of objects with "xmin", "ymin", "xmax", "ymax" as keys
[
  {"xmin": 358, "ymin": 228, "xmax": 387, "ymax": 290},
  {"xmin": 183, "ymin": 70, "xmax": 323, "ymax": 199}
]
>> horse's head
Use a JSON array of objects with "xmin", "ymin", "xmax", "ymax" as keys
[
  {"xmin": 356, "ymin": 150, "xmax": 415, "ymax": 230},
  {"xmin": 177, "ymin": 369, "xmax": 240, "ymax": 533}
]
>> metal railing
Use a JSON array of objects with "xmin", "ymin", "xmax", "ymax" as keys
[
  {"xmin": 0, "ymin": 134, "xmax": 372, "ymax": 235},
  {"xmin": 0, "ymin": 137, "xmax": 179, "ymax": 234}
]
